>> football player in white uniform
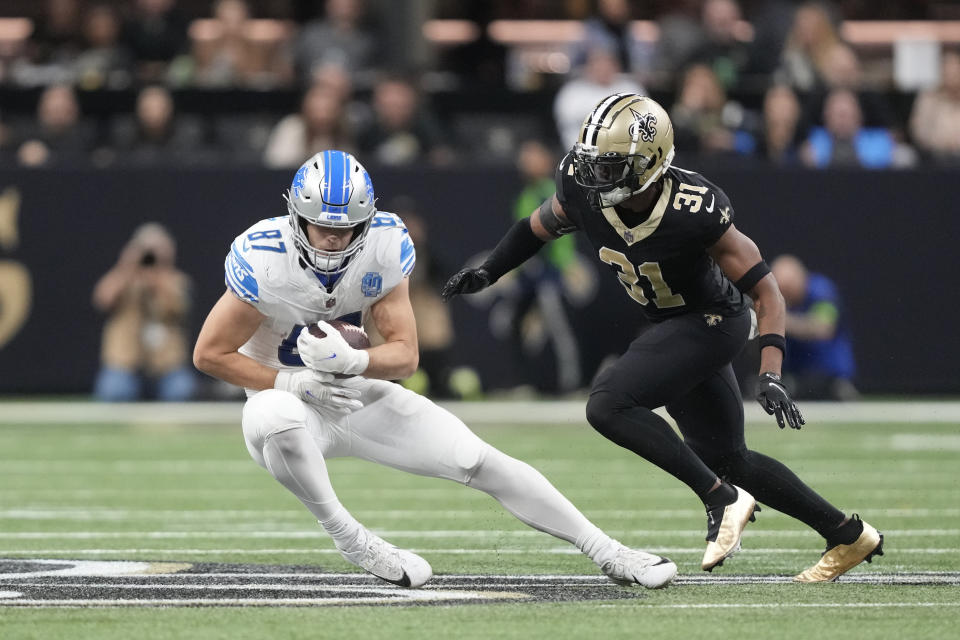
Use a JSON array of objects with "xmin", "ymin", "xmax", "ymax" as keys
[{"xmin": 194, "ymin": 150, "xmax": 677, "ymax": 589}]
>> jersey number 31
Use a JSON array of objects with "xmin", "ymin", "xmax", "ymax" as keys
[{"xmin": 599, "ymin": 247, "xmax": 685, "ymax": 309}]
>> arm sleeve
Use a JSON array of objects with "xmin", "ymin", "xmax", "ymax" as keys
[{"xmin": 480, "ymin": 217, "xmax": 545, "ymax": 283}]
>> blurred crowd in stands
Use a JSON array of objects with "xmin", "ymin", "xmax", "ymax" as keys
[{"xmin": 0, "ymin": 0, "xmax": 958, "ymax": 169}]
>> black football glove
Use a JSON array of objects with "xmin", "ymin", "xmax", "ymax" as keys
[
  {"xmin": 756, "ymin": 372, "xmax": 805, "ymax": 429},
  {"xmin": 441, "ymin": 267, "xmax": 492, "ymax": 301}
]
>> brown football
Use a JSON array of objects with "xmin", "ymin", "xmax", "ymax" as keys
[{"xmin": 308, "ymin": 319, "xmax": 371, "ymax": 350}]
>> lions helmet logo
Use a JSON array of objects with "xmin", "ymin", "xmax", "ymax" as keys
[{"xmin": 628, "ymin": 108, "xmax": 657, "ymax": 143}]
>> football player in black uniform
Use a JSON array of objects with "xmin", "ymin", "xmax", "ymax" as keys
[{"xmin": 442, "ymin": 93, "xmax": 883, "ymax": 581}]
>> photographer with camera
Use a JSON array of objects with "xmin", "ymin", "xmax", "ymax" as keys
[{"xmin": 92, "ymin": 222, "xmax": 196, "ymax": 401}]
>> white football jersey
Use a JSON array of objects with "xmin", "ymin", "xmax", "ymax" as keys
[{"xmin": 224, "ymin": 212, "xmax": 415, "ymax": 377}]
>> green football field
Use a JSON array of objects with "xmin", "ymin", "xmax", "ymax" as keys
[{"xmin": 0, "ymin": 401, "xmax": 958, "ymax": 639}]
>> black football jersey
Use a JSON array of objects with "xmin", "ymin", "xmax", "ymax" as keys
[{"xmin": 555, "ymin": 153, "xmax": 748, "ymax": 322}]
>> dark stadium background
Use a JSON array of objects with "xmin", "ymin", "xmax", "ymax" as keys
[{"xmin": 1, "ymin": 0, "xmax": 958, "ymax": 395}]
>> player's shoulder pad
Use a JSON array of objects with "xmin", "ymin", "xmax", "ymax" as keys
[
  {"xmin": 224, "ymin": 216, "xmax": 288, "ymax": 304},
  {"xmin": 369, "ymin": 211, "xmax": 416, "ymax": 277}
]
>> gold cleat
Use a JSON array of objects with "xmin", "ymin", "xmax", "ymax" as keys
[
  {"xmin": 702, "ymin": 486, "xmax": 757, "ymax": 572},
  {"xmin": 794, "ymin": 516, "xmax": 883, "ymax": 582}
]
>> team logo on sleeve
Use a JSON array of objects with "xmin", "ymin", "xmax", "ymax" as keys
[
  {"xmin": 628, "ymin": 108, "xmax": 657, "ymax": 143},
  {"xmin": 361, "ymin": 272, "xmax": 383, "ymax": 297}
]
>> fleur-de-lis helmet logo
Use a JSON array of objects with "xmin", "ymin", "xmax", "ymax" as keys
[{"xmin": 628, "ymin": 108, "xmax": 657, "ymax": 143}]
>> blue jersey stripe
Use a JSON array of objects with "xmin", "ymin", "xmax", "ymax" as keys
[
  {"xmin": 400, "ymin": 236, "xmax": 414, "ymax": 264},
  {"xmin": 225, "ymin": 242, "xmax": 259, "ymax": 302},
  {"xmin": 224, "ymin": 258, "xmax": 257, "ymax": 302},
  {"xmin": 401, "ymin": 255, "xmax": 416, "ymax": 276}
]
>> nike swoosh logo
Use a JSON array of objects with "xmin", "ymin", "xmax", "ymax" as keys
[
  {"xmin": 321, "ymin": 354, "xmax": 337, "ymax": 360},
  {"xmin": 382, "ymin": 570, "xmax": 411, "ymax": 588},
  {"xmin": 705, "ymin": 194, "xmax": 715, "ymax": 213}
]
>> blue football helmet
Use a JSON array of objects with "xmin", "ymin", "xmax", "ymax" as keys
[{"xmin": 284, "ymin": 150, "xmax": 377, "ymax": 275}]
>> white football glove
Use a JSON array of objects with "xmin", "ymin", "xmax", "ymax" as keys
[
  {"xmin": 274, "ymin": 369, "xmax": 363, "ymax": 416},
  {"xmin": 297, "ymin": 321, "xmax": 370, "ymax": 376}
]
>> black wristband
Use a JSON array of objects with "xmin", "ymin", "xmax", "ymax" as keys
[
  {"xmin": 734, "ymin": 260, "xmax": 771, "ymax": 293},
  {"xmin": 480, "ymin": 217, "xmax": 545, "ymax": 283},
  {"xmin": 758, "ymin": 333, "xmax": 786, "ymax": 356}
]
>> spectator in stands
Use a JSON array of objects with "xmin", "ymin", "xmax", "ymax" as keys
[
  {"xmin": 771, "ymin": 254, "xmax": 858, "ymax": 401},
  {"xmin": 109, "ymin": 85, "xmax": 210, "ymax": 166},
  {"xmin": 670, "ymin": 63, "xmax": 755, "ymax": 156},
  {"xmin": 909, "ymin": 50, "xmax": 960, "ymax": 162},
  {"xmin": 801, "ymin": 89, "xmax": 912, "ymax": 168},
  {"xmin": 757, "ymin": 84, "xmax": 803, "ymax": 164},
  {"xmin": 74, "ymin": 2, "xmax": 134, "ymax": 90},
  {"xmin": 653, "ymin": 0, "xmax": 704, "ymax": 82},
  {"xmin": 775, "ymin": 2, "xmax": 841, "ymax": 93},
  {"xmin": 357, "ymin": 75, "xmax": 453, "ymax": 166},
  {"xmin": 263, "ymin": 82, "xmax": 355, "ymax": 168},
  {"xmin": 496, "ymin": 139, "xmax": 582, "ymax": 394},
  {"xmin": 805, "ymin": 43, "xmax": 899, "ymax": 134},
  {"xmin": 292, "ymin": 0, "xmax": 377, "ymax": 87},
  {"xmin": 16, "ymin": 84, "xmax": 94, "ymax": 167},
  {"xmin": 190, "ymin": 0, "xmax": 291, "ymax": 89},
  {"xmin": 123, "ymin": 0, "xmax": 190, "ymax": 84},
  {"xmin": 28, "ymin": 0, "xmax": 82, "ymax": 66},
  {"xmin": 686, "ymin": 0, "xmax": 752, "ymax": 91},
  {"xmin": 92, "ymin": 222, "xmax": 196, "ymax": 402},
  {"xmin": 553, "ymin": 45, "xmax": 644, "ymax": 148},
  {"xmin": 190, "ymin": 0, "xmax": 255, "ymax": 87},
  {"xmin": 311, "ymin": 61, "xmax": 371, "ymax": 130},
  {"xmin": 574, "ymin": 0, "xmax": 653, "ymax": 78},
  {"xmin": 12, "ymin": 0, "xmax": 81, "ymax": 86}
]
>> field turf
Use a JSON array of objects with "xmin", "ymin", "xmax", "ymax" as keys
[{"xmin": 0, "ymin": 402, "xmax": 958, "ymax": 639}]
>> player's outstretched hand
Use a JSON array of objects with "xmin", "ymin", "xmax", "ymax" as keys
[
  {"xmin": 441, "ymin": 267, "xmax": 491, "ymax": 301},
  {"xmin": 297, "ymin": 322, "xmax": 370, "ymax": 376},
  {"xmin": 275, "ymin": 369, "xmax": 362, "ymax": 415},
  {"xmin": 756, "ymin": 372, "xmax": 804, "ymax": 429}
]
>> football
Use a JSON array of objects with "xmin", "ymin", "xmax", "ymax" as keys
[{"xmin": 308, "ymin": 319, "xmax": 371, "ymax": 350}]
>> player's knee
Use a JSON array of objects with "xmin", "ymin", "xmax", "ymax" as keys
[
  {"xmin": 241, "ymin": 389, "xmax": 308, "ymax": 465},
  {"xmin": 585, "ymin": 390, "xmax": 621, "ymax": 435},
  {"xmin": 452, "ymin": 437, "xmax": 490, "ymax": 482}
]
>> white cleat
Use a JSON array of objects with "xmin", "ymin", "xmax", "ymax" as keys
[
  {"xmin": 338, "ymin": 528, "xmax": 433, "ymax": 588},
  {"xmin": 600, "ymin": 545, "xmax": 678, "ymax": 589}
]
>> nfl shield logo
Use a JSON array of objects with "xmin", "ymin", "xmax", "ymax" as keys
[{"xmin": 361, "ymin": 272, "xmax": 383, "ymax": 297}]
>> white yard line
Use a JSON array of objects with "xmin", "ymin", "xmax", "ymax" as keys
[
  {"xmin": 0, "ymin": 547, "xmax": 955, "ymax": 555},
  {"xmin": 0, "ymin": 528, "xmax": 955, "ymax": 539},
  {"xmin": 3, "ymin": 401, "xmax": 960, "ymax": 425},
  {"xmin": 1, "ymin": 507, "xmax": 957, "ymax": 520}
]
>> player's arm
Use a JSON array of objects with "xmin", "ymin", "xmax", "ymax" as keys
[
  {"xmin": 193, "ymin": 290, "xmax": 278, "ymax": 390},
  {"xmin": 708, "ymin": 225, "xmax": 803, "ymax": 429},
  {"xmin": 363, "ymin": 277, "xmax": 420, "ymax": 380},
  {"xmin": 441, "ymin": 195, "xmax": 575, "ymax": 300},
  {"xmin": 707, "ymin": 225, "xmax": 785, "ymax": 374}
]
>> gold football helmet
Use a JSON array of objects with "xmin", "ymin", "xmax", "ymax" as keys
[{"xmin": 573, "ymin": 93, "xmax": 675, "ymax": 206}]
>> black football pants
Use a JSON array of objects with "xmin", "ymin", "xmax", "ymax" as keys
[{"xmin": 586, "ymin": 309, "xmax": 846, "ymax": 537}]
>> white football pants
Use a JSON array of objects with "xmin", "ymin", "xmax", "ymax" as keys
[{"xmin": 242, "ymin": 379, "xmax": 602, "ymax": 546}]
